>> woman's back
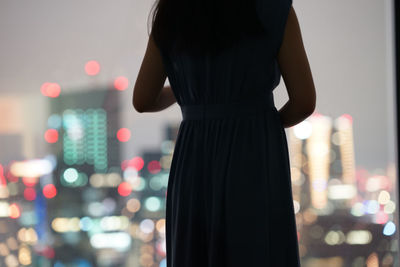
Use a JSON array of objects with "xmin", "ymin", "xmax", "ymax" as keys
[
  {"xmin": 159, "ymin": 34, "xmax": 281, "ymax": 106},
  {"xmin": 158, "ymin": 0, "xmax": 292, "ymax": 107},
  {"xmin": 159, "ymin": 0, "xmax": 305, "ymax": 266}
]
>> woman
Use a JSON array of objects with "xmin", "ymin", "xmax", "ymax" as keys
[{"xmin": 133, "ymin": 0, "xmax": 316, "ymax": 266}]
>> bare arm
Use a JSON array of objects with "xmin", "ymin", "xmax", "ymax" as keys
[
  {"xmin": 140, "ymin": 85, "xmax": 177, "ymax": 112},
  {"xmin": 132, "ymin": 33, "xmax": 177, "ymax": 113},
  {"xmin": 277, "ymin": 6, "xmax": 316, "ymax": 128}
]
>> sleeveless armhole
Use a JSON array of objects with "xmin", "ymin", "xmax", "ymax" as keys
[
  {"xmin": 256, "ymin": 0, "xmax": 293, "ymax": 57},
  {"xmin": 276, "ymin": 0, "xmax": 292, "ymax": 56}
]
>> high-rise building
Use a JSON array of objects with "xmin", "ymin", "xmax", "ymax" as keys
[{"xmin": 48, "ymin": 88, "xmax": 122, "ymax": 265}]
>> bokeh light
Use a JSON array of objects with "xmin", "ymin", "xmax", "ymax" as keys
[
  {"xmin": 40, "ymin": 82, "xmax": 61, "ymax": 98},
  {"xmin": 9, "ymin": 203, "xmax": 21, "ymax": 219},
  {"xmin": 85, "ymin": 60, "xmax": 100, "ymax": 76},
  {"xmin": 117, "ymin": 128, "xmax": 131, "ymax": 142},
  {"xmin": 147, "ymin": 160, "xmax": 161, "ymax": 174},
  {"xmin": 114, "ymin": 76, "xmax": 129, "ymax": 91},
  {"xmin": 43, "ymin": 184, "xmax": 57, "ymax": 199},
  {"xmin": 118, "ymin": 182, "xmax": 132, "ymax": 197},
  {"xmin": 23, "ymin": 188, "xmax": 36, "ymax": 201},
  {"xmin": 44, "ymin": 129, "xmax": 59, "ymax": 143},
  {"xmin": 122, "ymin": 156, "xmax": 144, "ymax": 171},
  {"xmin": 22, "ymin": 177, "xmax": 38, "ymax": 187}
]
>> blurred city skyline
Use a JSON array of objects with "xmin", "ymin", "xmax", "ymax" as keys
[
  {"xmin": 0, "ymin": 0, "xmax": 398, "ymax": 266},
  {"xmin": 0, "ymin": 0, "xmax": 396, "ymax": 170}
]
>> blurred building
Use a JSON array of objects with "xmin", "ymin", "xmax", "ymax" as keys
[
  {"xmin": 288, "ymin": 113, "xmax": 398, "ymax": 266},
  {"xmin": 48, "ymin": 88, "xmax": 123, "ymax": 266},
  {"xmin": 0, "ymin": 86, "xmax": 398, "ymax": 267}
]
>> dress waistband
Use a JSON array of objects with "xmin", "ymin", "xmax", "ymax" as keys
[{"xmin": 180, "ymin": 93, "xmax": 276, "ymax": 121}]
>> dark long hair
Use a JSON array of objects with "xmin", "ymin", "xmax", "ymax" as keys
[{"xmin": 148, "ymin": 0, "xmax": 266, "ymax": 56}]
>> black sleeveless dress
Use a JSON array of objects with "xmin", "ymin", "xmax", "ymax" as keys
[{"xmin": 159, "ymin": 0, "xmax": 300, "ymax": 266}]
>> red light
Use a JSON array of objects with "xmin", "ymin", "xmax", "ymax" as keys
[
  {"xmin": 44, "ymin": 129, "xmax": 58, "ymax": 143},
  {"xmin": 6, "ymin": 167, "xmax": 18, "ymax": 183},
  {"xmin": 376, "ymin": 210, "xmax": 388, "ymax": 224},
  {"xmin": 0, "ymin": 164, "xmax": 6, "ymax": 185},
  {"xmin": 9, "ymin": 203, "xmax": 21, "ymax": 219},
  {"xmin": 121, "ymin": 160, "xmax": 129, "ymax": 171},
  {"xmin": 43, "ymin": 246, "xmax": 55, "ymax": 259},
  {"xmin": 40, "ymin": 82, "xmax": 51, "ymax": 96},
  {"xmin": 113, "ymin": 76, "xmax": 129, "ymax": 91},
  {"xmin": 47, "ymin": 83, "xmax": 61, "ymax": 98},
  {"xmin": 342, "ymin": 114, "xmax": 353, "ymax": 123},
  {"xmin": 24, "ymin": 188, "xmax": 36, "ymax": 201},
  {"xmin": 117, "ymin": 128, "xmax": 131, "ymax": 142},
  {"xmin": 147, "ymin": 160, "xmax": 161, "ymax": 174},
  {"xmin": 85, "ymin": 60, "xmax": 100, "ymax": 76},
  {"xmin": 127, "ymin": 156, "xmax": 144, "ymax": 171},
  {"xmin": 156, "ymin": 240, "xmax": 166, "ymax": 257},
  {"xmin": 22, "ymin": 176, "xmax": 38, "ymax": 187},
  {"xmin": 40, "ymin": 83, "xmax": 61, "ymax": 98},
  {"xmin": 118, "ymin": 182, "xmax": 132, "ymax": 196},
  {"xmin": 43, "ymin": 184, "xmax": 57, "ymax": 199}
]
